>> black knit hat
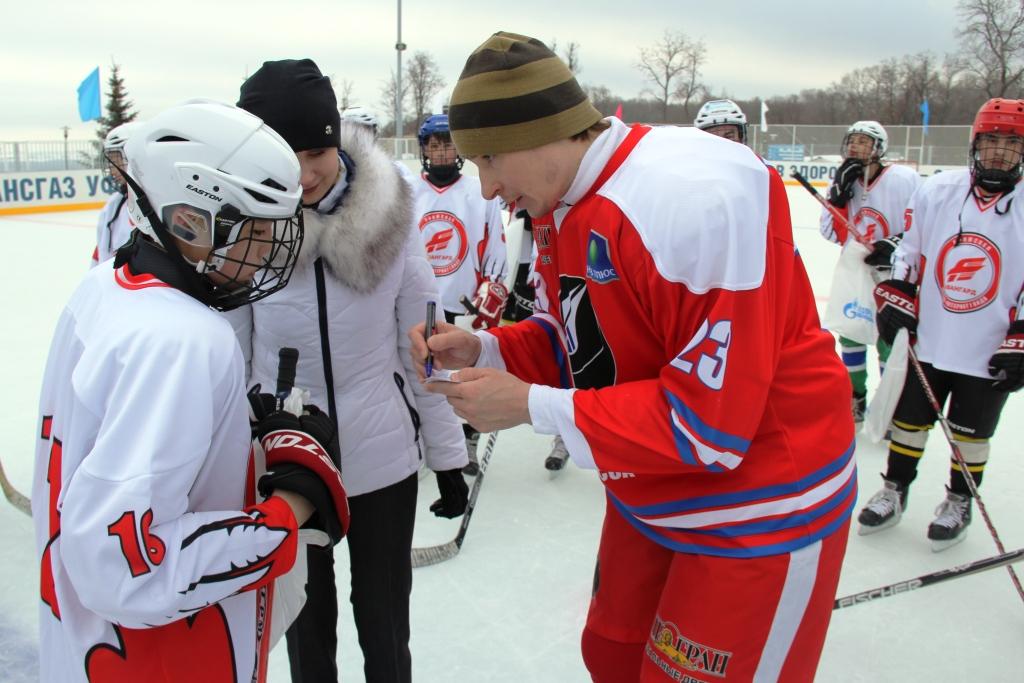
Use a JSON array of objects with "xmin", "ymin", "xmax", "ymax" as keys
[{"xmin": 238, "ymin": 59, "xmax": 340, "ymax": 153}]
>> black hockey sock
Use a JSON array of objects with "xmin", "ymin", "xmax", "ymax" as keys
[{"xmin": 949, "ymin": 463, "xmax": 983, "ymax": 497}]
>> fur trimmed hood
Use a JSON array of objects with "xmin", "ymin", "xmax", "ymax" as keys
[{"xmin": 298, "ymin": 127, "xmax": 414, "ymax": 294}]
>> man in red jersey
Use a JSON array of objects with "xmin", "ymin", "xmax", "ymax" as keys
[{"xmin": 411, "ymin": 32, "xmax": 855, "ymax": 683}]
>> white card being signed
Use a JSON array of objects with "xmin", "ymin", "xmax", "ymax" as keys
[{"xmin": 425, "ymin": 368, "xmax": 460, "ymax": 383}]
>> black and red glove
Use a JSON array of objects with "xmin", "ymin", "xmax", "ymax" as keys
[
  {"xmin": 874, "ymin": 279, "xmax": 918, "ymax": 345},
  {"xmin": 255, "ymin": 407, "xmax": 350, "ymax": 545},
  {"xmin": 989, "ymin": 320, "xmax": 1024, "ymax": 392},
  {"xmin": 469, "ymin": 280, "xmax": 509, "ymax": 330},
  {"xmin": 864, "ymin": 234, "xmax": 903, "ymax": 268}
]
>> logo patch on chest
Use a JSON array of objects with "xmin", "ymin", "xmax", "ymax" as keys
[{"xmin": 586, "ymin": 231, "xmax": 619, "ymax": 284}]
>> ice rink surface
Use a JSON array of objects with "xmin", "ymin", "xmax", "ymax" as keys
[{"xmin": 0, "ymin": 186, "xmax": 1021, "ymax": 682}]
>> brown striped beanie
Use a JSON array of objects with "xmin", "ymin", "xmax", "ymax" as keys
[{"xmin": 449, "ymin": 32, "xmax": 603, "ymax": 157}]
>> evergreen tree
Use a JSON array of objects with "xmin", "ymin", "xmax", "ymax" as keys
[{"xmin": 96, "ymin": 62, "xmax": 138, "ymax": 141}]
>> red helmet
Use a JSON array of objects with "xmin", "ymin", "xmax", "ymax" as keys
[{"xmin": 971, "ymin": 98, "xmax": 1024, "ymax": 140}]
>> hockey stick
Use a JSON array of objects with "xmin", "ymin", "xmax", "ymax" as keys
[
  {"xmin": 791, "ymin": 171, "xmax": 870, "ymax": 245},
  {"xmin": 906, "ymin": 347, "xmax": 1024, "ymax": 605},
  {"xmin": 411, "ymin": 430, "xmax": 499, "ymax": 568},
  {"xmin": 834, "ymin": 546, "xmax": 1024, "ymax": 609},
  {"xmin": 0, "ymin": 456, "xmax": 31, "ymax": 516}
]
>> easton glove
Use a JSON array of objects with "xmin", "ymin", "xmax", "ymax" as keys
[
  {"xmin": 828, "ymin": 157, "xmax": 865, "ymax": 208},
  {"xmin": 874, "ymin": 279, "xmax": 918, "ymax": 345},
  {"xmin": 256, "ymin": 407, "xmax": 349, "ymax": 545},
  {"xmin": 864, "ymin": 234, "xmax": 903, "ymax": 268},
  {"xmin": 988, "ymin": 320, "xmax": 1024, "ymax": 392},
  {"xmin": 430, "ymin": 468, "xmax": 469, "ymax": 518}
]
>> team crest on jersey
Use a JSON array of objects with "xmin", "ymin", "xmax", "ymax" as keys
[
  {"xmin": 586, "ymin": 231, "xmax": 619, "ymax": 284},
  {"xmin": 646, "ymin": 615, "xmax": 732, "ymax": 679},
  {"xmin": 419, "ymin": 210, "xmax": 469, "ymax": 277},
  {"xmin": 560, "ymin": 275, "xmax": 616, "ymax": 389},
  {"xmin": 934, "ymin": 232, "xmax": 1001, "ymax": 313},
  {"xmin": 853, "ymin": 206, "xmax": 889, "ymax": 241}
]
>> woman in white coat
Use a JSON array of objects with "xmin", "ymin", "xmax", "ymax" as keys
[{"xmin": 234, "ymin": 59, "xmax": 468, "ymax": 683}]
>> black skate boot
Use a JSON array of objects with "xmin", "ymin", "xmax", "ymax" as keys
[
  {"xmin": 857, "ymin": 476, "xmax": 907, "ymax": 535},
  {"xmin": 927, "ymin": 488, "xmax": 972, "ymax": 552}
]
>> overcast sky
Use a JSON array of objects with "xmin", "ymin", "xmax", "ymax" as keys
[{"xmin": 5, "ymin": 0, "xmax": 961, "ymax": 141}]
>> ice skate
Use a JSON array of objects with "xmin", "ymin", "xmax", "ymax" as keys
[
  {"xmin": 857, "ymin": 476, "xmax": 907, "ymax": 535},
  {"xmin": 463, "ymin": 431, "xmax": 480, "ymax": 476},
  {"xmin": 545, "ymin": 435, "xmax": 570, "ymax": 477},
  {"xmin": 928, "ymin": 489, "xmax": 972, "ymax": 552}
]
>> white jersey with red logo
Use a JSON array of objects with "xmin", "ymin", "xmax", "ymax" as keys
[
  {"xmin": 91, "ymin": 191, "xmax": 135, "ymax": 267},
  {"xmin": 483, "ymin": 119, "xmax": 855, "ymax": 559},
  {"xmin": 32, "ymin": 261, "xmax": 299, "ymax": 683},
  {"xmin": 820, "ymin": 163, "xmax": 921, "ymax": 244},
  {"xmin": 412, "ymin": 173, "xmax": 506, "ymax": 316},
  {"xmin": 893, "ymin": 168, "xmax": 1024, "ymax": 378}
]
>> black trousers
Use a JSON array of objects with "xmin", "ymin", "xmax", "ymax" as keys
[{"xmin": 286, "ymin": 472, "xmax": 418, "ymax": 683}]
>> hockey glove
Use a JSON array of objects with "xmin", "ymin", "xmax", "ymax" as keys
[
  {"xmin": 469, "ymin": 280, "xmax": 509, "ymax": 330},
  {"xmin": 874, "ymin": 279, "xmax": 918, "ymax": 345},
  {"xmin": 864, "ymin": 234, "xmax": 903, "ymax": 268},
  {"xmin": 430, "ymin": 468, "xmax": 469, "ymax": 518},
  {"xmin": 828, "ymin": 157, "xmax": 865, "ymax": 208},
  {"xmin": 246, "ymin": 384, "xmax": 278, "ymax": 431},
  {"xmin": 256, "ymin": 407, "xmax": 350, "ymax": 545},
  {"xmin": 988, "ymin": 320, "xmax": 1024, "ymax": 392}
]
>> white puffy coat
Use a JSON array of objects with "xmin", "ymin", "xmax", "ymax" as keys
[{"xmin": 228, "ymin": 128, "xmax": 467, "ymax": 497}]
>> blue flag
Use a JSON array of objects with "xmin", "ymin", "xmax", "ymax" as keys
[
  {"xmin": 77, "ymin": 67, "xmax": 101, "ymax": 122},
  {"xmin": 919, "ymin": 99, "xmax": 930, "ymax": 136}
]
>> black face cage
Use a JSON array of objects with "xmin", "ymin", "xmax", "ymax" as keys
[
  {"xmin": 203, "ymin": 212, "xmax": 304, "ymax": 311},
  {"xmin": 420, "ymin": 132, "xmax": 464, "ymax": 173},
  {"xmin": 970, "ymin": 134, "xmax": 1024, "ymax": 195},
  {"xmin": 841, "ymin": 133, "xmax": 882, "ymax": 162}
]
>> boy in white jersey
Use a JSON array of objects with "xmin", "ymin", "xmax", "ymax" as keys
[
  {"xmin": 693, "ymin": 98, "xmax": 748, "ymax": 144},
  {"xmin": 820, "ymin": 121, "xmax": 921, "ymax": 422},
  {"xmin": 413, "ymin": 113, "xmax": 507, "ymax": 474},
  {"xmin": 91, "ymin": 121, "xmax": 143, "ymax": 267},
  {"xmin": 859, "ymin": 98, "xmax": 1024, "ymax": 550},
  {"xmin": 32, "ymin": 100, "xmax": 349, "ymax": 682}
]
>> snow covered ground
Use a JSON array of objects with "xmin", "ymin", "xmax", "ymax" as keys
[{"xmin": 0, "ymin": 187, "xmax": 1021, "ymax": 682}]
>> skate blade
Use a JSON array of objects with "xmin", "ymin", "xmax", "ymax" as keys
[
  {"xmin": 929, "ymin": 531, "xmax": 968, "ymax": 553},
  {"xmin": 856, "ymin": 515, "xmax": 901, "ymax": 535}
]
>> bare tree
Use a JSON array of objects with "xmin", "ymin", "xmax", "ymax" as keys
[
  {"xmin": 564, "ymin": 41, "xmax": 582, "ymax": 74},
  {"xmin": 956, "ymin": 0, "xmax": 1024, "ymax": 97},
  {"xmin": 636, "ymin": 30, "xmax": 706, "ymax": 122},
  {"xmin": 405, "ymin": 51, "xmax": 446, "ymax": 127},
  {"xmin": 335, "ymin": 78, "xmax": 355, "ymax": 111},
  {"xmin": 379, "ymin": 70, "xmax": 409, "ymax": 136}
]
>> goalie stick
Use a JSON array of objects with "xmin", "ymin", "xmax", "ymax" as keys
[
  {"xmin": 411, "ymin": 430, "xmax": 498, "ymax": 568},
  {"xmin": 833, "ymin": 546, "xmax": 1024, "ymax": 610},
  {"xmin": 0, "ymin": 456, "xmax": 30, "ymax": 516}
]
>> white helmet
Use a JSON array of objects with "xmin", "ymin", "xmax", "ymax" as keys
[
  {"xmin": 123, "ymin": 99, "xmax": 303, "ymax": 310},
  {"xmin": 103, "ymin": 121, "xmax": 144, "ymax": 183},
  {"xmin": 103, "ymin": 121, "xmax": 144, "ymax": 153},
  {"xmin": 694, "ymin": 99, "xmax": 748, "ymax": 143},
  {"xmin": 340, "ymin": 106, "xmax": 379, "ymax": 134},
  {"xmin": 842, "ymin": 120, "xmax": 888, "ymax": 159}
]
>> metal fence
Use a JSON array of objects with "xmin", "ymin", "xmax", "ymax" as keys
[
  {"xmin": 748, "ymin": 125, "xmax": 971, "ymax": 167},
  {"xmin": 0, "ymin": 140, "xmax": 102, "ymax": 172},
  {"xmin": 2, "ymin": 125, "xmax": 974, "ymax": 173}
]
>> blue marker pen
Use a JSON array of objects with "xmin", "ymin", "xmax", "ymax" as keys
[{"xmin": 425, "ymin": 301, "xmax": 436, "ymax": 377}]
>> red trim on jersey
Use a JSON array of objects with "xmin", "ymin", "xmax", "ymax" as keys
[
  {"xmin": 423, "ymin": 175, "xmax": 464, "ymax": 195},
  {"xmin": 114, "ymin": 264, "xmax": 171, "ymax": 291},
  {"xmin": 864, "ymin": 164, "xmax": 891, "ymax": 191},
  {"xmin": 973, "ymin": 191, "xmax": 1005, "ymax": 213},
  {"xmin": 579, "ymin": 125, "xmax": 653, "ymax": 202}
]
